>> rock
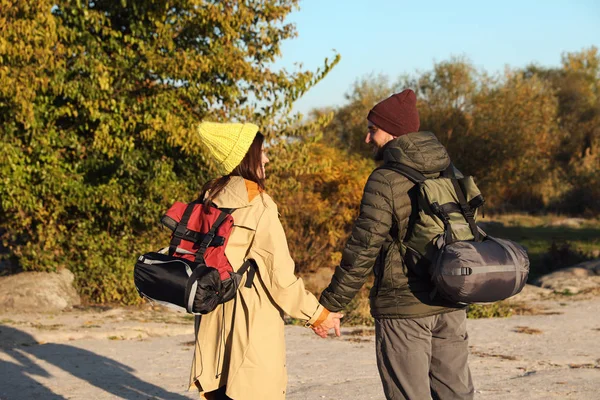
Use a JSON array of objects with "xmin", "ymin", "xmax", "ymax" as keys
[
  {"xmin": 0, "ymin": 269, "xmax": 81, "ymax": 312},
  {"xmin": 576, "ymin": 259, "xmax": 600, "ymax": 275},
  {"xmin": 506, "ymin": 284, "xmax": 553, "ymax": 303},
  {"xmin": 568, "ymin": 267, "xmax": 594, "ymax": 278},
  {"xmin": 534, "ymin": 259, "xmax": 600, "ymax": 294},
  {"xmin": 548, "ymin": 218, "xmax": 588, "ymax": 228}
]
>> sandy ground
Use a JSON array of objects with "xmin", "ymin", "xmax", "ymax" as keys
[{"xmin": 1, "ymin": 293, "xmax": 599, "ymax": 400}]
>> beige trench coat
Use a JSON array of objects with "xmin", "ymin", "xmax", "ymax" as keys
[{"xmin": 189, "ymin": 177, "xmax": 325, "ymax": 400}]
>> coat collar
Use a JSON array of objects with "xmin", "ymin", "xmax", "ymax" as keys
[{"xmin": 211, "ymin": 176, "xmax": 262, "ymax": 209}]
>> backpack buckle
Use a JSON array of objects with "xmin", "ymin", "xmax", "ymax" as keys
[
  {"xmin": 463, "ymin": 208, "xmax": 475, "ymax": 219},
  {"xmin": 431, "ymin": 202, "xmax": 450, "ymax": 222},
  {"xmin": 173, "ymin": 224, "xmax": 188, "ymax": 239},
  {"xmin": 198, "ymin": 231, "xmax": 216, "ymax": 250}
]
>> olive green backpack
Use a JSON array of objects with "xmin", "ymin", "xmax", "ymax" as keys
[{"xmin": 380, "ymin": 162, "xmax": 529, "ymax": 304}]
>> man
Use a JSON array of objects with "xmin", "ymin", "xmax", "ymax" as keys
[{"xmin": 314, "ymin": 89, "xmax": 474, "ymax": 400}]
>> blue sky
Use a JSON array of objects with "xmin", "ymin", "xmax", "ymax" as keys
[{"xmin": 276, "ymin": 0, "xmax": 600, "ymax": 115}]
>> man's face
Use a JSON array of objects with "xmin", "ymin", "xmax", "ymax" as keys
[{"xmin": 365, "ymin": 121, "xmax": 394, "ymax": 160}]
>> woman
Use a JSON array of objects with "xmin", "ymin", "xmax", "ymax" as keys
[{"xmin": 190, "ymin": 122, "xmax": 342, "ymax": 400}]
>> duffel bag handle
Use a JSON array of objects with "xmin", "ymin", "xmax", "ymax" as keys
[{"xmin": 184, "ymin": 264, "xmax": 211, "ymax": 313}]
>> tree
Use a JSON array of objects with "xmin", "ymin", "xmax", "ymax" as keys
[
  {"xmin": 321, "ymin": 74, "xmax": 392, "ymax": 157},
  {"xmin": 403, "ymin": 57, "xmax": 478, "ymax": 149},
  {"xmin": 467, "ymin": 71, "xmax": 559, "ymax": 208},
  {"xmin": 520, "ymin": 47, "xmax": 600, "ymax": 213},
  {"xmin": 267, "ymin": 138, "xmax": 374, "ymax": 276},
  {"xmin": 322, "ymin": 58, "xmax": 563, "ymax": 209},
  {"xmin": 0, "ymin": 0, "xmax": 339, "ymax": 302}
]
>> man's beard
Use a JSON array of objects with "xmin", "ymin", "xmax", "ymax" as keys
[{"xmin": 373, "ymin": 145, "xmax": 386, "ymax": 161}]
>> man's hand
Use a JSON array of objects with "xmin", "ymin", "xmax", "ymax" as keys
[{"xmin": 312, "ymin": 312, "xmax": 343, "ymax": 338}]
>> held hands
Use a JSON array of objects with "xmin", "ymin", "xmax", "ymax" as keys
[{"xmin": 312, "ymin": 311, "xmax": 343, "ymax": 338}]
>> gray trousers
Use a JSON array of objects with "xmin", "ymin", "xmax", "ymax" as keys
[{"xmin": 375, "ymin": 310, "xmax": 474, "ymax": 400}]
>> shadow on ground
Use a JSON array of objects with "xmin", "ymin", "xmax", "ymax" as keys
[{"xmin": 0, "ymin": 325, "xmax": 189, "ymax": 400}]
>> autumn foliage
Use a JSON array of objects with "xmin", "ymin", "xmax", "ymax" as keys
[
  {"xmin": 0, "ymin": 0, "xmax": 338, "ymax": 302},
  {"xmin": 268, "ymin": 138, "xmax": 374, "ymax": 275},
  {"xmin": 324, "ymin": 49, "xmax": 600, "ymax": 214},
  {"xmin": 1, "ymin": 1, "xmax": 597, "ymax": 304}
]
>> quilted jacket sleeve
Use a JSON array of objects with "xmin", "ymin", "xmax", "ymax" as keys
[{"xmin": 319, "ymin": 170, "xmax": 394, "ymax": 312}]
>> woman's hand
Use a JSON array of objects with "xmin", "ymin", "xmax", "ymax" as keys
[{"xmin": 312, "ymin": 312, "xmax": 343, "ymax": 338}]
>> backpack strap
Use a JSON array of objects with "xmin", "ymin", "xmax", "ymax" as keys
[
  {"xmin": 378, "ymin": 162, "xmax": 427, "ymax": 184},
  {"xmin": 193, "ymin": 207, "xmax": 235, "ymax": 263},
  {"xmin": 449, "ymin": 177, "xmax": 481, "ymax": 242},
  {"xmin": 376, "ymin": 163, "xmax": 426, "ymax": 247},
  {"xmin": 430, "ymin": 201, "xmax": 455, "ymax": 246},
  {"xmin": 440, "ymin": 163, "xmax": 467, "ymax": 179},
  {"xmin": 169, "ymin": 200, "xmax": 200, "ymax": 256},
  {"xmin": 237, "ymin": 259, "xmax": 257, "ymax": 288},
  {"xmin": 441, "ymin": 163, "xmax": 481, "ymax": 242}
]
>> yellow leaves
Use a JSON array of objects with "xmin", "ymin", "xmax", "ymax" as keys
[
  {"xmin": 0, "ymin": 36, "xmax": 7, "ymax": 54},
  {"xmin": 139, "ymin": 128, "xmax": 156, "ymax": 141},
  {"xmin": 97, "ymin": 75, "xmax": 110, "ymax": 91},
  {"xmin": 97, "ymin": 73, "xmax": 111, "ymax": 91},
  {"xmin": 92, "ymin": 123, "xmax": 135, "ymax": 158},
  {"xmin": 561, "ymin": 46, "xmax": 599, "ymax": 76},
  {"xmin": 2, "ymin": 0, "xmax": 340, "ymax": 304},
  {"xmin": 153, "ymin": 113, "xmax": 201, "ymax": 156},
  {"xmin": 269, "ymin": 140, "xmax": 373, "ymax": 273},
  {"xmin": 0, "ymin": 0, "xmax": 64, "ymax": 130}
]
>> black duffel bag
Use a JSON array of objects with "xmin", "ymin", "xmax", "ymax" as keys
[
  {"xmin": 430, "ymin": 235, "xmax": 529, "ymax": 304},
  {"xmin": 134, "ymin": 252, "xmax": 255, "ymax": 314},
  {"xmin": 133, "ymin": 201, "xmax": 256, "ymax": 314}
]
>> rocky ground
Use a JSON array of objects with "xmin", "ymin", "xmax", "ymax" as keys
[{"xmin": 1, "ymin": 283, "xmax": 599, "ymax": 400}]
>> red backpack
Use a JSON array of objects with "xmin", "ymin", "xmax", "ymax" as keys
[
  {"xmin": 134, "ymin": 200, "xmax": 256, "ymax": 314},
  {"xmin": 161, "ymin": 201, "xmax": 235, "ymax": 280}
]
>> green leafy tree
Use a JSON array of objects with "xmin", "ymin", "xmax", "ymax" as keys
[{"xmin": 0, "ymin": 0, "xmax": 338, "ymax": 302}]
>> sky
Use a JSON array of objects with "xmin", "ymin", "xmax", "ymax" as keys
[{"xmin": 275, "ymin": 0, "xmax": 600, "ymax": 115}]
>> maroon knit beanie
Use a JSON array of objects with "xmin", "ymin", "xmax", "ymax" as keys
[{"xmin": 367, "ymin": 89, "xmax": 420, "ymax": 137}]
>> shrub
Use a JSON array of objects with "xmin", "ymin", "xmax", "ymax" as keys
[
  {"xmin": 0, "ymin": 0, "xmax": 338, "ymax": 303},
  {"xmin": 268, "ymin": 139, "xmax": 374, "ymax": 275}
]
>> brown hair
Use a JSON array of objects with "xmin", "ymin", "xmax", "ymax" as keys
[{"xmin": 202, "ymin": 132, "xmax": 265, "ymax": 210}]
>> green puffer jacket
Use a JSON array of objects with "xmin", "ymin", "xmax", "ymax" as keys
[{"xmin": 320, "ymin": 131, "xmax": 463, "ymax": 319}]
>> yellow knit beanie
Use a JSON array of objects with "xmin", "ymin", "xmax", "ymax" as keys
[{"xmin": 197, "ymin": 122, "xmax": 259, "ymax": 175}]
